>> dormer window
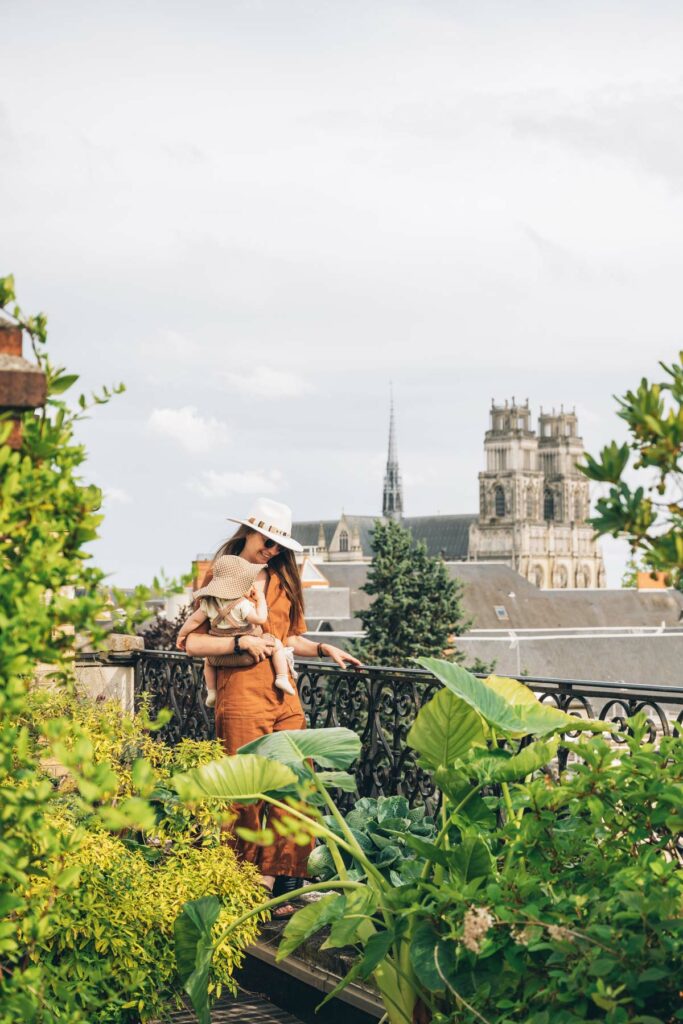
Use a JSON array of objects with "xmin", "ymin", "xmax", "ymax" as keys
[{"xmin": 339, "ymin": 530, "xmax": 349, "ymax": 553}]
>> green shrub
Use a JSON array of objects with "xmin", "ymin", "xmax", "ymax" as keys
[
  {"xmin": 13, "ymin": 691, "xmax": 265, "ymax": 1022},
  {"xmin": 24, "ymin": 809, "xmax": 263, "ymax": 1023}
]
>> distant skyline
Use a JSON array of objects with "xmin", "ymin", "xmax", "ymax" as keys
[{"xmin": 3, "ymin": 0, "xmax": 679, "ymax": 585}]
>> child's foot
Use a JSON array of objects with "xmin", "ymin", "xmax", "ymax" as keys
[
  {"xmin": 205, "ymin": 690, "xmax": 217, "ymax": 708},
  {"xmin": 274, "ymin": 676, "xmax": 296, "ymax": 696}
]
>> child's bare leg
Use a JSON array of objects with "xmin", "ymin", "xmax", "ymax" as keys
[
  {"xmin": 271, "ymin": 639, "xmax": 296, "ymax": 696},
  {"xmin": 203, "ymin": 659, "xmax": 217, "ymax": 707}
]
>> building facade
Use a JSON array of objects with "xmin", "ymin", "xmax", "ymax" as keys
[{"xmin": 468, "ymin": 400, "xmax": 605, "ymax": 588}]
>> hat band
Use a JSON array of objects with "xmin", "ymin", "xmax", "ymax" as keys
[{"xmin": 247, "ymin": 516, "xmax": 291, "ymax": 538}]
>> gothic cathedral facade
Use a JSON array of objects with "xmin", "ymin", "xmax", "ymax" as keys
[{"xmin": 468, "ymin": 400, "xmax": 606, "ymax": 588}]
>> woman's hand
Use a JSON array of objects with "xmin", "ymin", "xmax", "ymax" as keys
[
  {"xmin": 176, "ymin": 634, "xmax": 187, "ymax": 651},
  {"xmin": 318, "ymin": 644, "xmax": 363, "ymax": 670},
  {"xmin": 241, "ymin": 634, "xmax": 276, "ymax": 663}
]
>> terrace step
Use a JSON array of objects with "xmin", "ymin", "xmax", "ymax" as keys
[{"xmin": 166, "ymin": 988, "xmax": 304, "ymax": 1024}]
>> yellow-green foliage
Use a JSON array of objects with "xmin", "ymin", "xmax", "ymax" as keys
[
  {"xmin": 26, "ymin": 812, "xmax": 265, "ymax": 1023},
  {"xmin": 22, "ymin": 689, "xmax": 231, "ymax": 847}
]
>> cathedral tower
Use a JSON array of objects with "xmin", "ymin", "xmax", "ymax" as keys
[
  {"xmin": 382, "ymin": 392, "xmax": 403, "ymax": 521},
  {"xmin": 469, "ymin": 399, "xmax": 605, "ymax": 588}
]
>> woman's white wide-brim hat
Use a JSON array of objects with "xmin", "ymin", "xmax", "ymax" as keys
[{"xmin": 228, "ymin": 498, "xmax": 303, "ymax": 553}]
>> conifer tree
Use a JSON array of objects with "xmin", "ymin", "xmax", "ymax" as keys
[{"xmin": 356, "ymin": 519, "xmax": 470, "ymax": 666}]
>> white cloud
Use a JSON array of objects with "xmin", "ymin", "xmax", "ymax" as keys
[
  {"xmin": 103, "ymin": 487, "xmax": 131, "ymax": 504},
  {"xmin": 148, "ymin": 406, "xmax": 230, "ymax": 454},
  {"xmin": 222, "ymin": 367, "xmax": 311, "ymax": 399},
  {"xmin": 188, "ymin": 468, "xmax": 284, "ymax": 499}
]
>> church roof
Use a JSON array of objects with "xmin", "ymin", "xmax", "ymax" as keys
[
  {"xmin": 293, "ymin": 520, "xmax": 337, "ymax": 548},
  {"xmin": 403, "ymin": 514, "xmax": 477, "ymax": 560}
]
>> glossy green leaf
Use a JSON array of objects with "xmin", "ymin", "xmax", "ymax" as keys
[
  {"xmin": 416, "ymin": 658, "xmax": 609, "ymax": 737},
  {"xmin": 316, "ymin": 770, "xmax": 358, "ymax": 792},
  {"xmin": 239, "ymin": 728, "xmax": 361, "ymax": 770},
  {"xmin": 468, "ymin": 737, "xmax": 559, "ymax": 783},
  {"xmin": 407, "ymin": 686, "xmax": 486, "ymax": 768},
  {"xmin": 448, "ymin": 835, "xmax": 494, "ymax": 882},
  {"xmin": 171, "ymin": 754, "xmax": 298, "ymax": 804},
  {"xmin": 321, "ymin": 888, "xmax": 378, "ymax": 949},
  {"xmin": 174, "ymin": 896, "xmax": 221, "ymax": 1024},
  {"xmin": 410, "ymin": 920, "xmax": 443, "ymax": 991},
  {"xmin": 276, "ymin": 893, "xmax": 346, "ymax": 960}
]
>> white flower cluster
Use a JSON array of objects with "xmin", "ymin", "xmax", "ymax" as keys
[{"xmin": 462, "ymin": 906, "xmax": 495, "ymax": 953}]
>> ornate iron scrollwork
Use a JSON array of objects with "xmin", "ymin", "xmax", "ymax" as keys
[{"xmin": 132, "ymin": 652, "xmax": 683, "ymax": 811}]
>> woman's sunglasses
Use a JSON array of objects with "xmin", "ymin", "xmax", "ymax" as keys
[{"xmin": 263, "ymin": 538, "xmax": 281, "ymax": 550}]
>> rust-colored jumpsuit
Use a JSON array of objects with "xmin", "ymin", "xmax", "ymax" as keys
[{"xmin": 214, "ymin": 569, "xmax": 313, "ymax": 877}]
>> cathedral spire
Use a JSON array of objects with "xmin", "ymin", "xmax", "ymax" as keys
[{"xmin": 382, "ymin": 387, "xmax": 403, "ymax": 521}]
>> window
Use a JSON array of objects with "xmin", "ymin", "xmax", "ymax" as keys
[
  {"xmin": 339, "ymin": 530, "xmax": 349, "ymax": 552},
  {"xmin": 544, "ymin": 489, "xmax": 555, "ymax": 521},
  {"xmin": 574, "ymin": 494, "xmax": 583, "ymax": 521},
  {"xmin": 494, "ymin": 486, "xmax": 506, "ymax": 517},
  {"xmin": 526, "ymin": 489, "xmax": 535, "ymax": 518}
]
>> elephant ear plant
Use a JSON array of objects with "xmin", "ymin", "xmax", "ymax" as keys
[{"xmin": 171, "ymin": 661, "xmax": 611, "ymax": 1024}]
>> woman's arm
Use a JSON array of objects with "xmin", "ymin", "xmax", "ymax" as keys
[
  {"xmin": 287, "ymin": 635, "xmax": 363, "ymax": 670},
  {"xmin": 185, "ymin": 630, "xmax": 275, "ymax": 662}
]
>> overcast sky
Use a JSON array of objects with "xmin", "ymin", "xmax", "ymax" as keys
[{"xmin": 3, "ymin": 0, "xmax": 680, "ymax": 586}]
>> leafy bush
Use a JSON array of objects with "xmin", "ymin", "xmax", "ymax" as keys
[
  {"xmin": 14, "ymin": 691, "xmax": 265, "ymax": 1022},
  {"xmin": 309, "ymin": 795, "xmax": 436, "ymax": 885},
  {"xmin": 580, "ymin": 353, "xmax": 683, "ymax": 581},
  {"xmin": 172, "ymin": 663, "xmax": 683, "ymax": 1024},
  {"xmin": 24, "ymin": 809, "xmax": 263, "ymax": 1023},
  {"xmin": 139, "ymin": 602, "xmax": 192, "ymax": 650}
]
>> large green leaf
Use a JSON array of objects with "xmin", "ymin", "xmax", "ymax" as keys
[
  {"xmin": 407, "ymin": 687, "xmax": 486, "ymax": 768},
  {"xmin": 171, "ymin": 754, "xmax": 298, "ymax": 804},
  {"xmin": 448, "ymin": 835, "xmax": 494, "ymax": 882},
  {"xmin": 410, "ymin": 920, "xmax": 443, "ymax": 992},
  {"xmin": 403, "ymin": 833, "xmax": 451, "ymax": 868},
  {"xmin": 321, "ymin": 888, "xmax": 378, "ymax": 949},
  {"xmin": 174, "ymin": 896, "xmax": 220, "ymax": 1024},
  {"xmin": 416, "ymin": 658, "xmax": 608, "ymax": 737},
  {"xmin": 276, "ymin": 893, "xmax": 346, "ymax": 960},
  {"xmin": 239, "ymin": 728, "xmax": 362, "ymax": 770},
  {"xmin": 485, "ymin": 674, "xmax": 539, "ymax": 706},
  {"xmin": 316, "ymin": 770, "xmax": 358, "ymax": 792},
  {"xmin": 468, "ymin": 737, "xmax": 560, "ymax": 783}
]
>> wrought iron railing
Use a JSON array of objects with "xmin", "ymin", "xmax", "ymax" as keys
[{"xmin": 81, "ymin": 650, "xmax": 683, "ymax": 808}]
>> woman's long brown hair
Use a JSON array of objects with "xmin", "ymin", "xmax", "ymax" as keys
[{"xmin": 213, "ymin": 525, "xmax": 305, "ymax": 632}]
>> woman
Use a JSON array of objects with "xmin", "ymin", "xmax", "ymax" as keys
[{"xmin": 184, "ymin": 498, "xmax": 361, "ymax": 915}]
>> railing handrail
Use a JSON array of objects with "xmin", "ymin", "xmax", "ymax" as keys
[{"xmin": 77, "ymin": 647, "xmax": 683, "ymax": 701}]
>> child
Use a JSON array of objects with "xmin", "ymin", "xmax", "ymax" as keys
[{"xmin": 176, "ymin": 554, "xmax": 297, "ymax": 707}]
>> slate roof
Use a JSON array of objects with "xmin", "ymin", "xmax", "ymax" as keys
[
  {"xmin": 292, "ymin": 520, "xmax": 337, "ymax": 548},
  {"xmin": 318, "ymin": 561, "xmax": 683, "ymax": 631},
  {"xmin": 403, "ymin": 514, "xmax": 476, "ymax": 560},
  {"xmin": 294, "ymin": 513, "xmax": 477, "ymax": 559},
  {"xmin": 455, "ymin": 633, "xmax": 683, "ymax": 688},
  {"xmin": 448, "ymin": 563, "xmax": 683, "ymax": 630}
]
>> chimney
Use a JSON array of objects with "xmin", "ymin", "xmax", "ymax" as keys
[{"xmin": 0, "ymin": 318, "xmax": 47, "ymax": 448}]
